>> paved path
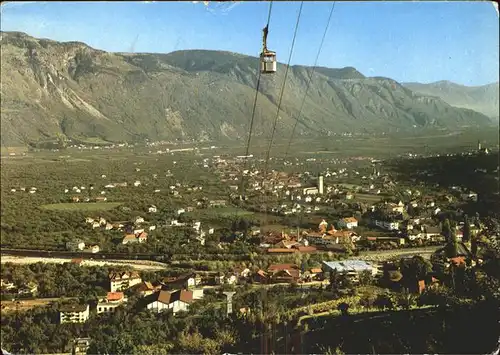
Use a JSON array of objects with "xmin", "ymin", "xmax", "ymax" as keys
[
  {"xmin": 1, "ymin": 255, "xmax": 168, "ymax": 271},
  {"xmin": 1, "ymin": 297, "xmax": 78, "ymax": 313},
  {"xmin": 1, "ymin": 246, "xmax": 439, "ymax": 272},
  {"xmin": 356, "ymin": 246, "xmax": 439, "ymax": 262}
]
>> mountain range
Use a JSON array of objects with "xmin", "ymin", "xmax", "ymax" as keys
[
  {"xmin": 403, "ymin": 81, "xmax": 499, "ymax": 120},
  {"xmin": 0, "ymin": 31, "xmax": 496, "ymax": 147}
]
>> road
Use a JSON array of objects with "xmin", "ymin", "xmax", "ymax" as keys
[
  {"xmin": 0, "ymin": 246, "xmax": 439, "ymax": 271},
  {"xmin": 1, "ymin": 297, "xmax": 78, "ymax": 314},
  {"xmin": 0, "ymin": 255, "xmax": 168, "ymax": 271},
  {"xmin": 356, "ymin": 246, "xmax": 439, "ymax": 262}
]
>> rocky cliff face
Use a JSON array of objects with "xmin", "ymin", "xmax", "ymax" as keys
[
  {"xmin": 0, "ymin": 31, "xmax": 493, "ymax": 146},
  {"xmin": 404, "ymin": 80, "xmax": 499, "ymax": 120}
]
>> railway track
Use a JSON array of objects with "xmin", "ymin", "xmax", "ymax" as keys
[{"xmin": 0, "ymin": 246, "xmax": 440, "ymax": 265}]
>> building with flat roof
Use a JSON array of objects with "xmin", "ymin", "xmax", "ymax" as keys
[
  {"xmin": 322, "ymin": 260, "xmax": 378, "ymax": 278},
  {"xmin": 59, "ymin": 304, "xmax": 90, "ymax": 324}
]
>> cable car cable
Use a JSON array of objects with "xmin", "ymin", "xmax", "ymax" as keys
[
  {"xmin": 239, "ymin": 1, "xmax": 274, "ymax": 198},
  {"xmin": 261, "ymin": 1, "xmax": 304, "ymax": 221},
  {"xmin": 264, "ymin": 1, "xmax": 304, "ymax": 174},
  {"xmin": 284, "ymin": 1, "xmax": 336, "ymax": 161}
]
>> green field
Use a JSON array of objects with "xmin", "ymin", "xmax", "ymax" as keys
[
  {"xmin": 40, "ymin": 202, "xmax": 123, "ymax": 211},
  {"xmin": 355, "ymin": 193, "xmax": 383, "ymax": 204},
  {"xmin": 193, "ymin": 207, "xmax": 255, "ymax": 218}
]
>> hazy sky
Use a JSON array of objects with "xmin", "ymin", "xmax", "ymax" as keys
[{"xmin": 1, "ymin": 1, "xmax": 498, "ymax": 86}]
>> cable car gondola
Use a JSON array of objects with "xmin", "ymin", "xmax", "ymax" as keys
[{"xmin": 260, "ymin": 25, "xmax": 276, "ymax": 74}]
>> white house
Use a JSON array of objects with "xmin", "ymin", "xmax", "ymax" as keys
[
  {"xmin": 338, "ymin": 217, "xmax": 358, "ymax": 229},
  {"xmin": 148, "ymin": 205, "xmax": 157, "ymax": 213},
  {"xmin": 146, "ymin": 290, "xmax": 193, "ymax": 315},
  {"xmin": 134, "ymin": 181, "xmax": 141, "ymax": 187},
  {"xmin": 109, "ymin": 272, "xmax": 142, "ymax": 292},
  {"xmin": 170, "ymin": 220, "xmax": 185, "ymax": 227},
  {"xmin": 66, "ymin": 239, "xmax": 85, "ymax": 251},
  {"xmin": 177, "ymin": 208, "xmax": 186, "ymax": 215},
  {"xmin": 87, "ymin": 245, "xmax": 100, "ymax": 253},
  {"xmin": 59, "ymin": 304, "xmax": 90, "ymax": 324},
  {"xmin": 185, "ymin": 275, "xmax": 202, "ymax": 289},
  {"xmin": 135, "ymin": 216, "xmax": 145, "ymax": 224},
  {"xmin": 303, "ymin": 187, "xmax": 319, "ymax": 195},
  {"xmin": 149, "ymin": 225, "xmax": 156, "ymax": 231},
  {"xmin": 423, "ymin": 226, "xmax": 441, "ymax": 239},
  {"xmin": 97, "ymin": 292, "xmax": 127, "ymax": 314},
  {"xmin": 375, "ymin": 220, "xmax": 400, "ymax": 231},
  {"xmin": 193, "ymin": 221, "xmax": 201, "ymax": 232},
  {"xmin": 226, "ymin": 275, "xmax": 238, "ymax": 285}
]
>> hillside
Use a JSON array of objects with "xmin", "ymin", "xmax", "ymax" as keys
[
  {"xmin": 0, "ymin": 31, "xmax": 494, "ymax": 147},
  {"xmin": 404, "ymin": 80, "xmax": 499, "ymax": 120}
]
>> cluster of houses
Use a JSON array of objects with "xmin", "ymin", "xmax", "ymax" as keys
[
  {"xmin": 58, "ymin": 271, "xmax": 203, "ymax": 323},
  {"xmin": 261, "ymin": 219, "xmax": 364, "ymax": 254},
  {"xmin": 62, "ymin": 185, "xmax": 110, "ymax": 203},
  {"xmin": 9, "ymin": 187, "xmax": 37, "ymax": 194},
  {"xmin": 82, "ymin": 216, "xmax": 156, "ymax": 245},
  {"xmin": 56, "ymin": 258, "xmax": 384, "ymax": 324},
  {"xmin": 255, "ymin": 206, "xmax": 482, "ymax": 253},
  {"xmin": 80, "ymin": 204, "xmax": 219, "ymax": 248},
  {"xmin": 66, "ymin": 238, "xmax": 100, "ymax": 253}
]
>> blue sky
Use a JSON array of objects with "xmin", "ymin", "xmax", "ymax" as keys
[{"xmin": 1, "ymin": 1, "xmax": 498, "ymax": 86}]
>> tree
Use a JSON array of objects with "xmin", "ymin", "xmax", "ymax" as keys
[
  {"xmin": 442, "ymin": 219, "xmax": 459, "ymax": 258},
  {"xmin": 441, "ymin": 219, "xmax": 452, "ymax": 243},
  {"xmin": 396, "ymin": 289, "xmax": 417, "ymax": 310},
  {"xmin": 446, "ymin": 229, "xmax": 459, "ymax": 258},
  {"xmin": 463, "ymin": 214, "xmax": 471, "ymax": 243},
  {"xmin": 337, "ymin": 302, "xmax": 350, "ymax": 316},
  {"xmin": 471, "ymin": 235, "xmax": 478, "ymax": 258},
  {"xmin": 215, "ymin": 328, "xmax": 237, "ymax": 352},
  {"xmin": 329, "ymin": 270, "xmax": 341, "ymax": 295},
  {"xmin": 400, "ymin": 256, "xmax": 432, "ymax": 286},
  {"xmin": 358, "ymin": 270, "xmax": 373, "ymax": 286},
  {"xmin": 374, "ymin": 292, "xmax": 395, "ymax": 310},
  {"xmin": 358, "ymin": 293, "xmax": 377, "ymax": 309},
  {"xmin": 133, "ymin": 344, "xmax": 173, "ymax": 355},
  {"xmin": 238, "ymin": 218, "xmax": 250, "ymax": 234},
  {"xmin": 329, "ymin": 270, "xmax": 352, "ymax": 295},
  {"xmin": 176, "ymin": 329, "xmax": 220, "ymax": 354}
]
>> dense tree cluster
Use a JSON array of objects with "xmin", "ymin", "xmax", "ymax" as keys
[{"xmin": 1, "ymin": 262, "xmax": 130, "ymax": 300}]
